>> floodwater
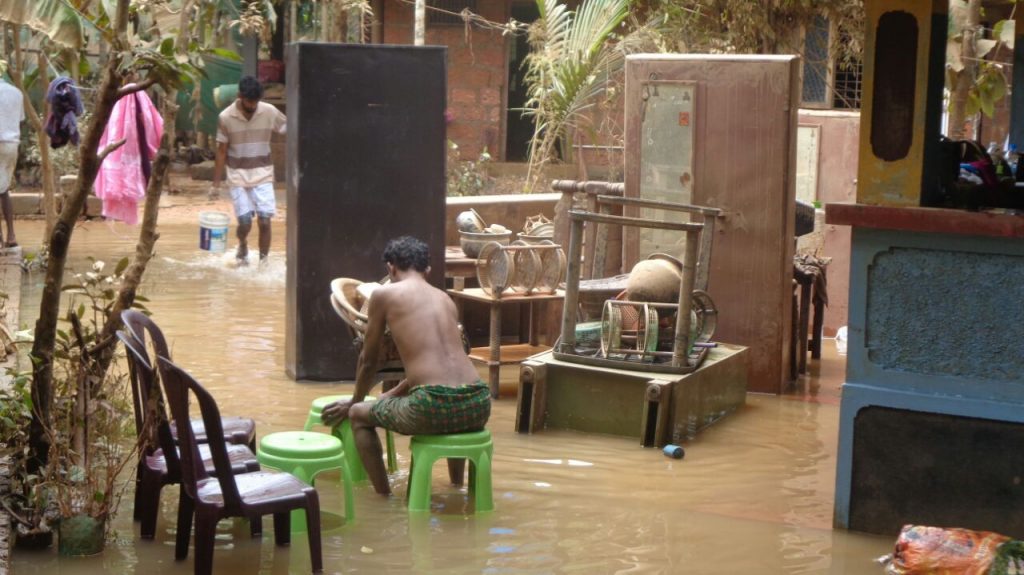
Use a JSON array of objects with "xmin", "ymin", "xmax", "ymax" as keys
[{"xmin": 9, "ymin": 218, "xmax": 892, "ymax": 574}]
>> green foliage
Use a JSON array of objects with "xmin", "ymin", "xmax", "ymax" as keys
[
  {"xmin": 43, "ymin": 255, "xmax": 144, "ymax": 521},
  {"xmin": 18, "ymin": 131, "xmax": 83, "ymax": 184},
  {"xmin": 649, "ymin": 0, "xmax": 864, "ymax": 66},
  {"xmin": 946, "ymin": 0, "xmax": 1014, "ymax": 131},
  {"xmin": 0, "ymin": 0, "xmax": 86, "ymax": 49},
  {"xmin": 522, "ymin": 0, "xmax": 632, "ymax": 187},
  {"xmin": 231, "ymin": 0, "xmax": 277, "ymax": 38},
  {"xmin": 446, "ymin": 141, "xmax": 492, "ymax": 196},
  {"xmin": 0, "ymin": 368, "xmax": 56, "ymax": 534},
  {"xmin": 60, "ymin": 257, "xmax": 147, "ymax": 349}
]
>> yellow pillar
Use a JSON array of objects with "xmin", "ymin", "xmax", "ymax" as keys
[{"xmin": 857, "ymin": 0, "xmax": 945, "ymax": 206}]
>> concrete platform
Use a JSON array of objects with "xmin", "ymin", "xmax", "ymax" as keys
[
  {"xmin": 516, "ymin": 343, "xmax": 749, "ymax": 446},
  {"xmin": 8, "ymin": 192, "xmax": 103, "ymax": 217}
]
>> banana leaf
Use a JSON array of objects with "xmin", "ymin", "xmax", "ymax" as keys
[{"xmin": 0, "ymin": 0, "xmax": 85, "ymax": 50}]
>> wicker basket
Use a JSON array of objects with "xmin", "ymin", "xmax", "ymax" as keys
[{"xmin": 476, "ymin": 241, "xmax": 515, "ymax": 297}]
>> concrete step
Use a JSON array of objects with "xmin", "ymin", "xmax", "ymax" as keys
[{"xmin": 8, "ymin": 191, "xmax": 103, "ymax": 218}]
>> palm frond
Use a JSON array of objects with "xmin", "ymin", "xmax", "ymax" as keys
[{"xmin": 521, "ymin": 0, "xmax": 630, "ymax": 187}]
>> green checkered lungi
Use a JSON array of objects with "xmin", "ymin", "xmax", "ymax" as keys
[{"xmin": 369, "ymin": 382, "xmax": 491, "ymax": 435}]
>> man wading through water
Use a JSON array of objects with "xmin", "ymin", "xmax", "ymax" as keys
[
  {"xmin": 322, "ymin": 236, "xmax": 491, "ymax": 495},
  {"xmin": 211, "ymin": 75, "xmax": 286, "ymax": 265}
]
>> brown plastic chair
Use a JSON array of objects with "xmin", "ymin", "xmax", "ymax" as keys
[
  {"xmin": 157, "ymin": 356, "xmax": 323, "ymax": 575},
  {"xmin": 121, "ymin": 310, "xmax": 257, "ymax": 450},
  {"xmin": 118, "ymin": 329, "xmax": 261, "ymax": 540}
]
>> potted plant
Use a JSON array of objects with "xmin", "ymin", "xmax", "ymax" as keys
[{"xmin": 43, "ymin": 259, "xmax": 143, "ymax": 556}]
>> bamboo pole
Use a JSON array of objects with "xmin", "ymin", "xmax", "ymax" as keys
[{"xmin": 414, "ymin": 0, "xmax": 425, "ymax": 45}]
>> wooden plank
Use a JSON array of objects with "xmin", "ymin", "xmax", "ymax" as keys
[
  {"xmin": 447, "ymin": 288, "xmax": 565, "ymax": 304},
  {"xmin": 468, "ymin": 344, "xmax": 550, "ymax": 365},
  {"xmin": 826, "ymin": 203, "xmax": 1024, "ymax": 239}
]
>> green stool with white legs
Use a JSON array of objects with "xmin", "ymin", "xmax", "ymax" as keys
[
  {"xmin": 407, "ymin": 430, "xmax": 494, "ymax": 513},
  {"xmin": 304, "ymin": 394, "xmax": 398, "ymax": 479},
  {"xmin": 257, "ymin": 431, "xmax": 352, "ymax": 531}
]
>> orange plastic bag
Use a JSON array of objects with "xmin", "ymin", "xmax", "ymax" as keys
[{"xmin": 886, "ymin": 525, "xmax": 1010, "ymax": 575}]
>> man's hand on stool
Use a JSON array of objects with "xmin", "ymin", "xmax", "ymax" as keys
[{"xmin": 322, "ymin": 399, "xmax": 354, "ymax": 427}]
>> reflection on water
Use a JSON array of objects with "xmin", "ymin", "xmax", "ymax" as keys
[{"xmin": 10, "ymin": 220, "xmax": 891, "ymax": 574}]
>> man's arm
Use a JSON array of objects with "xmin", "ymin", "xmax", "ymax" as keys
[
  {"xmin": 212, "ymin": 142, "xmax": 228, "ymax": 188},
  {"xmin": 379, "ymin": 379, "xmax": 411, "ymax": 399},
  {"xmin": 274, "ymin": 108, "xmax": 286, "ymax": 135},
  {"xmin": 322, "ymin": 291, "xmax": 387, "ymax": 426}
]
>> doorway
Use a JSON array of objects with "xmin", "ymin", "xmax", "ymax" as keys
[{"xmin": 505, "ymin": 2, "xmax": 540, "ymax": 161}]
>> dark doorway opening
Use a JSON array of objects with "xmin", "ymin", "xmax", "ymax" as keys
[{"xmin": 505, "ymin": 2, "xmax": 540, "ymax": 161}]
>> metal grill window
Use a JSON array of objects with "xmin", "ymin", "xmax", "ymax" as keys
[
  {"xmin": 802, "ymin": 15, "xmax": 830, "ymax": 105},
  {"xmin": 428, "ymin": 0, "xmax": 477, "ymax": 26},
  {"xmin": 833, "ymin": 58, "xmax": 863, "ymax": 110}
]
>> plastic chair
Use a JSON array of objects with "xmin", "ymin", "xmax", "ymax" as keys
[
  {"xmin": 122, "ymin": 310, "xmax": 257, "ymax": 451},
  {"xmin": 118, "ymin": 330, "xmax": 261, "ymax": 540},
  {"xmin": 158, "ymin": 356, "xmax": 323, "ymax": 575},
  {"xmin": 303, "ymin": 394, "xmax": 398, "ymax": 478},
  {"xmin": 407, "ymin": 430, "xmax": 494, "ymax": 513},
  {"xmin": 257, "ymin": 431, "xmax": 352, "ymax": 529}
]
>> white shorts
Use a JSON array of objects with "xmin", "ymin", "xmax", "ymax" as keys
[
  {"xmin": 230, "ymin": 182, "xmax": 276, "ymax": 219},
  {"xmin": 0, "ymin": 142, "xmax": 18, "ymax": 194}
]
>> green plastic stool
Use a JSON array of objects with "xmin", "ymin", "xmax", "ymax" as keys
[
  {"xmin": 304, "ymin": 394, "xmax": 398, "ymax": 479},
  {"xmin": 407, "ymin": 430, "xmax": 494, "ymax": 513},
  {"xmin": 257, "ymin": 431, "xmax": 352, "ymax": 531}
]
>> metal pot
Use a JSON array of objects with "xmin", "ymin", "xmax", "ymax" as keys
[
  {"xmin": 455, "ymin": 209, "xmax": 486, "ymax": 233},
  {"xmin": 459, "ymin": 230, "xmax": 512, "ymax": 258}
]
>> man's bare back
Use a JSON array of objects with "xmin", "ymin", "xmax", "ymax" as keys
[
  {"xmin": 321, "ymin": 236, "xmax": 490, "ymax": 495},
  {"xmin": 371, "ymin": 276, "xmax": 479, "ymax": 390}
]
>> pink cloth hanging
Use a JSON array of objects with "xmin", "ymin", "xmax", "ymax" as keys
[{"xmin": 94, "ymin": 87, "xmax": 163, "ymax": 225}]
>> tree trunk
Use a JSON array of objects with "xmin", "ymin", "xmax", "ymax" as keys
[
  {"xmin": 27, "ymin": 0, "xmax": 131, "ymax": 473},
  {"xmin": 38, "ymin": 52, "xmax": 57, "ymax": 238},
  {"xmin": 91, "ymin": 143, "xmax": 171, "ymax": 376},
  {"xmin": 948, "ymin": 0, "xmax": 981, "ymax": 140},
  {"xmin": 90, "ymin": 2, "xmax": 194, "ymax": 381},
  {"xmin": 7, "ymin": 27, "xmax": 58, "ymax": 239}
]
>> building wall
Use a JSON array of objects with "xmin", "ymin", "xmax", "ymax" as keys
[
  {"xmin": 797, "ymin": 110, "xmax": 860, "ymax": 337},
  {"xmin": 382, "ymin": 0, "xmax": 510, "ymax": 159}
]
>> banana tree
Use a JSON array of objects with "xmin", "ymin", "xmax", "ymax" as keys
[
  {"xmin": 522, "ymin": 0, "xmax": 631, "ymax": 189},
  {"xmin": 0, "ymin": 0, "xmax": 85, "ymax": 50}
]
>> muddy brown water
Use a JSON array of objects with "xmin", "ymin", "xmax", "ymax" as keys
[{"xmin": 10, "ymin": 219, "xmax": 891, "ymax": 574}]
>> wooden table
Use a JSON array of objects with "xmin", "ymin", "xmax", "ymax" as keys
[
  {"xmin": 447, "ymin": 288, "xmax": 565, "ymax": 398},
  {"xmin": 444, "ymin": 247, "xmax": 476, "ymax": 289}
]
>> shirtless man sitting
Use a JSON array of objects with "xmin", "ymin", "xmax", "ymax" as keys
[{"xmin": 321, "ymin": 236, "xmax": 490, "ymax": 495}]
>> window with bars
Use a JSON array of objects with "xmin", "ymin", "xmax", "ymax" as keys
[
  {"xmin": 428, "ymin": 0, "xmax": 477, "ymax": 25},
  {"xmin": 800, "ymin": 16, "xmax": 863, "ymax": 110},
  {"xmin": 833, "ymin": 59, "xmax": 863, "ymax": 110},
  {"xmin": 802, "ymin": 15, "xmax": 831, "ymax": 106},
  {"xmin": 798, "ymin": 16, "xmax": 864, "ymax": 109}
]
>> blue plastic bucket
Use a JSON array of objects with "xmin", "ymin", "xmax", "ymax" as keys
[{"xmin": 199, "ymin": 211, "xmax": 230, "ymax": 253}]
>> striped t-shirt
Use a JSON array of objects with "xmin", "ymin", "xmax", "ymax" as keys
[{"xmin": 216, "ymin": 101, "xmax": 286, "ymax": 188}]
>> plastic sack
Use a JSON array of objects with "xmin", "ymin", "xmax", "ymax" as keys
[
  {"xmin": 835, "ymin": 326, "xmax": 848, "ymax": 355},
  {"xmin": 885, "ymin": 525, "xmax": 1016, "ymax": 575}
]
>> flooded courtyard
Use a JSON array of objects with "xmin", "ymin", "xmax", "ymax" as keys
[{"xmin": 9, "ymin": 216, "xmax": 892, "ymax": 574}]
